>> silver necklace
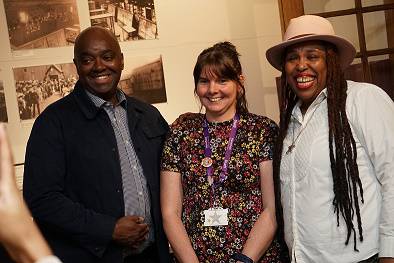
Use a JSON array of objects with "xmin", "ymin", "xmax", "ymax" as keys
[{"xmin": 286, "ymin": 99, "xmax": 324, "ymax": 155}]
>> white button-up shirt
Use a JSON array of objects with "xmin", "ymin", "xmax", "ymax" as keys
[{"xmin": 280, "ymin": 81, "xmax": 394, "ymax": 263}]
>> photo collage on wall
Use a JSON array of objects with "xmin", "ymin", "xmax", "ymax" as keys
[
  {"xmin": 1, "ymin": 0, "xmax": 165, "ymax": 124},
  {"xmin": 13, "ymin": 55, "xmax": 166, "ymax": 122}
]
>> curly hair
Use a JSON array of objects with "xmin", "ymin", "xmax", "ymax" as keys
[{"xmin": 273, "ymin": 43, "xmax": 364, "ymax": 251}]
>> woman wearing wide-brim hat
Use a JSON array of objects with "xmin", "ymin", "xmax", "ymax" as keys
[{"xmin": 265, "ymin": 15, "xmax": 394, "ymax": 263}]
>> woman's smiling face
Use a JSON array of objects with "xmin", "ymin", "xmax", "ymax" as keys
[
  {"xmin": 196, "ymin": 67, "xmax": 240, "ymax": 122},
  {"xmin": 285, "ymin": 40, "xmax": 327, "ymax": 111}
]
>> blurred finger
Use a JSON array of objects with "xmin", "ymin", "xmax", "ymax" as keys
[{"xmin": 0, "ymin": 124, "xmax": 15, "ymax": 186}]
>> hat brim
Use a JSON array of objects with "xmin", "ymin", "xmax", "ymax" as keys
[{"xmin": 265, "ymin": 34, "xmax": 356, "ymax": 71}]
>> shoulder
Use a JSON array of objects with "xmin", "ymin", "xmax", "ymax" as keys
[
  {"xmin": 127, "ymin": 96, "xmax": 162, "ymax": 117},
  {"xmin": 126, "ymin": 96, "xmax": 168, "ymax": 129},
  {"xmin": 346, "ymin": 80, "xmax": 377, "ymax": 94},
  {"xmin": 241, "ymin": 112, "xmax": 278, "ymax": 131},
  {"xmin": 171, "ymin": 112, "xmax": 202, "ymax": 129},
  {"xmin": 34, "ymin": 93, "xmax": 75, "ymax": 125},
  {"xmin": 346, "ymin": 80, "xmax": 390, "ymax": 101},
  {"xmin": 346, "ymin": 80, "xmax": 393, "ymax": 111},
  {"xmin": 28, "ymin": 95, "xmax": 78, "ymax": 142}
]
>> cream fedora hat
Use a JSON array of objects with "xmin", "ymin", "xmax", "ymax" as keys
[{"xmin": 266, "ymin": 15, "xmax": 356, "ymax": 70}]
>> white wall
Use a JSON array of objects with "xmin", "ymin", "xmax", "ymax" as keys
[{"xmin": 0, "ymin": 0, "xmax": 283, "ymax": 166}]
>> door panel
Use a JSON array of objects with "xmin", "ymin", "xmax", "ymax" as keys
[{"xmin": 303, "ymin": 0, "xmax": 355, "ymax": 13}]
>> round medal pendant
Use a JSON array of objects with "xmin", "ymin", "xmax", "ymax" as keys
[{"xmin": 201, "ymin": 157, "xmax": 213, "ymax": 168}]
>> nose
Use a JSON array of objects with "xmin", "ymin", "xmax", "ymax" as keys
[
  {"xmin": 207, "ymin": 80, "xmax": 219, "ymax": 94},
  {"xmin": 296, "ymin": 57, "xmax": 307, "ymax": 71},
  {"xmin": 93, "ymin": 58, "xmax": 105, "ymax": 71}
]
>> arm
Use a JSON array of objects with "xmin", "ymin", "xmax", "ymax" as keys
[
  {"xmin": 240, "ymin": 160, "xmax": 277, "ymax": 262},
  {"xmin": 23, "ymin": 112, "xmax": 116, "ymax": 257},
  {"xmin": 349, "ymin": 84, "xmax": 394, "ymax": 261},
  {"xmin": 160, "ymin": 170, "xmax": 199, "ymax": 263},
  {"xmin": 0, "ymin": 124, "xmax": 55, "ymax": 263}
]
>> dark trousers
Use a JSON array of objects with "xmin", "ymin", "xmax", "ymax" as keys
[{"xmin": 124, "ymin": 244, "xmax": 159, "ymax": 263}]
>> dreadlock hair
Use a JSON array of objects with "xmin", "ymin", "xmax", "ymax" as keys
[
  {"xmin": 273, "ymin": 42, "xmax": 364, "ymax": 251},
  {"xmin": 272, "ymin": 67, "xmax": 298, "ymax": 251},
  {"xmin": 193, "ymin": 41, "xmax": 248, "ymax": 114}
]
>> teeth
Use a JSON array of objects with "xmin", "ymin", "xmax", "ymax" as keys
[
  {"xmin": 209, "ymin": 97, "xmax": 221, "ymax": 102},
  {"xmin": 296, "ymin": 76, "xmax": 314, "ymax": 83},
  {"xmin": 95, "ymin": 75, "xmax": 109, "ymax": 79}
]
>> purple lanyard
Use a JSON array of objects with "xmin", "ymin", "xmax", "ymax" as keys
[{"xmin": 202, "ymin": 114, "xmax": 239, "ymax": 188}]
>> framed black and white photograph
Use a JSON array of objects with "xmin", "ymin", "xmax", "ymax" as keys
[
  {"xmin": 4, "ymin": 0, "xmax": 80, "ymax": 51},
  {"xmin": 88, "ymin": 0, "xmax": 158, "ymax": 42},
  {"xmin": 120, "ymin": 55, "xmax": 166, "ymax": 104},
  {"xmin": 0, "ymin": 81, "xmax": 8, "ymax": 122},
  {"xmin": 14, "ymin": 63, "xmax": 78, "ymax": 121}
]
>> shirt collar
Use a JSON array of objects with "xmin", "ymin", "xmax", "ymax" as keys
[
  {"xmin": 85, "ymin": 89, "xmax": 127, "ymax": 109},
  {"xmin": 292, "ymin": 88, "xmax": 327, "ymax": 123}
]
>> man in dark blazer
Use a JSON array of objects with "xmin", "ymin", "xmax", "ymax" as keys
[{"xmin": 23, "ymin": 26, "xmax": 170, "ymax": 263}]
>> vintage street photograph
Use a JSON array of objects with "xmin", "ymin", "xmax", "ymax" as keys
[
  {"xmin": 120, "ymin": 55, "xmax": 167, "ymax": 104},
  {"xmin": 88, "ymin": 0, "xmax": 158, "ymax": 42},
  {"xmin": 4, "ymin": 0, "xmax": 80, "ymax": 50},
  {"xmin": 13, "ymin": 63, "xmax": 78, "ymax": 121}
]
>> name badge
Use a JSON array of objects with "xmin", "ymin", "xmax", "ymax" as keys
[{"xmin": 203, "ymin": 208, "xmax": 228, "ymax": 226}]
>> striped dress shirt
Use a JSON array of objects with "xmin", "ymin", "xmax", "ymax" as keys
[{"xmin": 86, "ymin": 89, "xmax": 154, "ymax": 253}]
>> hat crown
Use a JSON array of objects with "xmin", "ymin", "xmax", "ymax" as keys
[
  {"xmin": 284, "ymin": 15, "xmax": 336, "ymax": 41},
  {"xmin": 266, "ymin": 14, "xmax": 356, "ymax": 70}
]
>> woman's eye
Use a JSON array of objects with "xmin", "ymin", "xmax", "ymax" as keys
[
  {"xmin": 286, "ymin": 55, "xmax": 298, "ymax": 62},
  {"xmin": 198, "ymin": 79, "xmax": 208, "ymax": 84},
  {"xmin": 219, "ymin": 79, "xmax": 228, "ymax": 84}
]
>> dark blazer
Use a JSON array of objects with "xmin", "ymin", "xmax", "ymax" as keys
[{"xmin": 23, "ymin": 81, "xmax": 170, "ymax": 263}]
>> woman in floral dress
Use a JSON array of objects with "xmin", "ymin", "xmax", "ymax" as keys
[{"xmin": 160, "ymin": 42, "xmax": 288, "ymax": 263}]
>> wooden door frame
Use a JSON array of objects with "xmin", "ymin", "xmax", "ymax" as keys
[{"xmin": 277, "ymin": 0, "xmax": 304, "ymax": 33}]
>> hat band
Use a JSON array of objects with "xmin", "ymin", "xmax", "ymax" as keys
[{"xmin": 287, "ymin": 33, "xmax": 316, "ymax": 41}]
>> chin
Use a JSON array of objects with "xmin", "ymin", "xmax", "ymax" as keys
[{"xmin": 91, "ymin": 83, "xmax": 116, "ymax": 93}]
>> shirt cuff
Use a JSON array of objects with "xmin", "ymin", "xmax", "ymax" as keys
[
  {"xmin": 35, "ymin": 255, "xmax": 62, "ymax": 263},
  {"xmin": 380, "ymin": 235, "xmax": 394, "ymax": 258}
]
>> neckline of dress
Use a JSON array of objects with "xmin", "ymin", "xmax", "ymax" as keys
[{"xmin": 204, "ymin": 114, "xmax": 241, "ymax": 126}]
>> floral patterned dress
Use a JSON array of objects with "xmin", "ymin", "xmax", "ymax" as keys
[{"xmin": 161, "ymin": 112, "xmax": 287, "ymax": 263}]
